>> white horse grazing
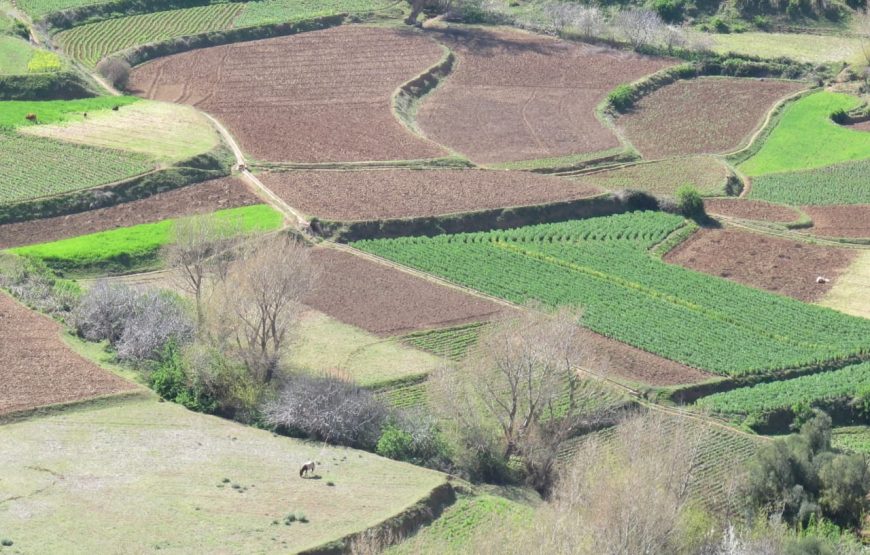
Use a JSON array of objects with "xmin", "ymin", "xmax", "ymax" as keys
[{"xmin": 299, "ymin": 461, "xmax": 315, "ymax": 478}]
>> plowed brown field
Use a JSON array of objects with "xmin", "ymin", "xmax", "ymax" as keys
[
  {"xmin": 259, "ymin": 169, "xmax": 602, "ymax": 221},
  {"xmin": 304, "ymin": 248, "xmax": 504, "ymax": 336},
  {"xmin": 618, "ymin": 78, "xmax": 805, "ymax": 158},
  {"xmin": 129, "ymin": 26, "xmax": 447, "ymax": 163},
  {"xmin": 0, "ymin": 177, "xmax": 258, "ymax": 249},
  {"xmin": 416, "ymin": 27, "xmax": 673, "ymax": 165},
  {"xmin": 804, "ymin": 205, "xmax": 870, "ymax": 238},
  {"xmin": 0, "ymin": 293, "xmax": 138, "ymax": 415},
  {"xmin": 704, "ymin": 198, "xmax": 801, "ymax": 223},
  {"xmin": 665, "ymin": 228, "xmax": 855, "ymax": 302}
]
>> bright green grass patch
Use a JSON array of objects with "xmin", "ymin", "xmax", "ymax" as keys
[
  {"xmin": 707, "ymin": 32, "xmax": 866, "ymax": 65},
  {"xmin": 26, "ymin": 49, "xmax": 62, "ymax": 72},
  {"xmin": 0, "ymin": 96, "xmax": 137, "ymax": 129},
  {"xmin": 353, "ymin": 211, "xmax": 870, "ymax": 376},
  {"xmin": 234, "ymin": 0, "xmax": 396, "ymax": 27},
  {"xmin": 387, "ymin": 495, "xmax": 533, "ymax": 554},
  {"xmin": 288, "ymin": 310, "xmax": 442, "ymax": 388},
  {"xmin": 696, "ymin": 362, "xmax": 870, "ymax": 418},
  {"xmin": 16, "ymin": 0, "xmax": 112, "ymax": 19},
  {"xmin": 739, "ymin": 92, "xmax": 870, "ymax": 176},
  {"xmin": 0, "ymin": 133, "xmax": 153, "ymax": 204},
  {"xmin": 582, "ymin": 155, "xmax": 732, "ymax": 197},
  {"xmin": 0, "ymin": 35, "xmax": 36, "ymax": 74},
  {"xmin": 22, "ymin": 100, "xmax": 220, "ymax": 162},
  {"xmin": 0, "ymin": 398, "xmax": 446, "ymax": 553},
  {"xmin": 10, "ymin": 204, "xmax": 281, "ymax": 273},
  {"xmin": 748, "ymin": 158, "xmax": 870, "ymax": 205},
  {"xmin": 832, "ymin": 426, "xmax": 870, "ymax": 454}
]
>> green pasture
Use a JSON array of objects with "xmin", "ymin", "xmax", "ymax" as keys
[
  {"xmin": 353, "ymin": 211, "xmax": 870, "ymax": 377},
  {"xmin": 739, "ymin": 92, "xmax": 870, "ymax": 176},
  {"xmin": 0, "ymin": 397, "xmax": 446, "ymax": 553},
  {"xmin": 707, "ymin": 32, "xmax": 867, "ymax": 66},
  {"xmin": 0, "ymin": 96, "xmax": 138, "ymax": 129},
  {"xmin": 748, "ymin": 158, "xmax": 870, "ymax": 205},
  {"xmin": 10, "ymin": 204, "xmax": 282, "ymax": 274},
  {"xmin": 0, "ymin": 35, "xmax": 35, "ymax": 74}
]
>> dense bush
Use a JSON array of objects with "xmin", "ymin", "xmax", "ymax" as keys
[
  {"xmin": 376, "ymin": 408, "xmax": 451, "ymax": 470},
  {"xmin": 95, "ymin": 58, "xmax": 130, "ymax": 90},
  {"xmin": 675, "ymin": 184, "xmax": 705, "ymax": 219},
  {"xmin": 0, "ymin": 253, "xmax": 80, "ymax": 317},
  {"xmin": 607, "ymin": 84, "xmax": 634, "ymax": 112}
]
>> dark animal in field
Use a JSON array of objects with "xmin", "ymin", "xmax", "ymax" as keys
[
  {"xmin": 112, "ymin": 105, "xmax": 120, "ymax": 111},
  {"xmin": 299, "ymin": 461, "xmax": 315, "ymax": 478},
  {"xmin": 25, "ymin": 113, "xmax": 37, "ymax": 122}
]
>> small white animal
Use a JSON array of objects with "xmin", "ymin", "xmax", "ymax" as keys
[
  {"xmin": 816, "ymin": 276, "xmax": 830, "ymax": 284},
  {"xmin": 299, "ymin": 460, "xmax": 315, "ymax": 478}
]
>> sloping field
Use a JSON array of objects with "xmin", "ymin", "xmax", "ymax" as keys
[
  {"xmin": 304, "ymin": 248, "xmax": 505, "ymax": 336},
  {"xmin": 0, "ymin": 398, "xmax": 447, "ymax": 553},
  {"xmin": 259, "ymin": 169, "xmax": 602, "ymax": 221},
  {"xmin": 707, "ymin": 32, "xmax": 866, "ymax": 65},
  {"xmin": 581, "ymin": 156, "xmax": 731, "ymax": 196},
  {"xmin": 617, "ymin": 78, "xmax": 804, "ymax": 158},
  {"xmin": 664, "ymin": 228, "xmax": 855, "ymax": 302},
  {"xmin": 130, "ymin": 26, "xmax": 448, "ymax": 163},
  {"xmin": 0, "ymin": 176, "xmax": 258, "ymax": 249},
  {"xmin": 748, "ymin": 158, "xmax": 870, "ymax": 206},
  {"xmin": 22, "ymin": 100, "xmax": 220, "ymax": 162},
  {"xmin": 739, "ymin": 92, "xmax": 870, "ymax": 176},
  {"xmin": 354, "ymin": 211, "xmax": 870, "ymax": 376},
  {"xmin": 819, "ymin": 251, "xmax": 870, "ymax": 319},
  {"xmin": 0, "ymin": 133, "xmax": 153, "ymax": 204},
  {"xmin": 704, "ymin": 198, "xmax": 802, "ymax": 223},
  {"xmin": 804, "ymin": 205, "xmax": 870, "ymax": 239},
  {"xmin": 0, "ymin": 35, "xmax": 37, "ymax": 74},
  {"xmin": 0, "ymin": 292, "xmax": 138, "ymax": 415},
  {"xmin": 416, "ymin": 27, "xmax": 673, "ymax": 165},
  {"xmin": 0, "ymin": 96, "xmax": 138, "ymax": 128}
]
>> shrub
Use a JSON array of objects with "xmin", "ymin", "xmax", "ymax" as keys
[
  {"xmin": 608, "ymin": 84, "xmax": 634, "ymax": 112},
  {"xmin": 95, "ymin": 58, "xmax": 131, "ymax": 90},
  {"xmin": 710, "ymin": 16, "xmax": 730, "ymax": 33},
  {"xmin": 651, "ymin": 0, "xmax": 685, "ymax": 23},
  {"xmin": 830, "ymin": 108, "xmax": 848, "ymax": 125},
  {"xmin": 675, "ymin": 185, "xmax": 705, "ymax": 219},
  {"xmin": 0, "ymin": 254, "xmax": 80, "ymax": 317},
  {"xmin": 115, "ymin": 290, "xmax": 194, "ymax": 362},
  {"xmin": 73, "ymin": 281, "xmax": 139, "ymax": 343},
  {"xmin": 263, "ymin": 374, "xmax": 388, "ymax": 450}
]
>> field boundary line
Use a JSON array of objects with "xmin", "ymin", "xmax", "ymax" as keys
[
  {"xmin": 717, "ymin": 216, "xmax": 870, "ymax": 250},
  {"xmin": 723, "ymin": 87, "xmax": 815, "ymax": 162}
]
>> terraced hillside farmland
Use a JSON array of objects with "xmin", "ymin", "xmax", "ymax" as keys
[
  {"xmin": 749, "ymin": 158, "xmax": 870, "ymax": 206},
  {"xmin": 259, "ymin": 169, "xmax": 603, "ymax": 221},
  {"xmin": 0, "ymin": 35, "xmax": 38, "ymax": 74},
  {"xmin": 0, "ymin": 398, "xmax": 447, "ymax": 553},
  {"xmin": 618, "ymin": 78, "xmax": 805, "ymax": 158},
  {"xmin": 130, "ymin": 26, "xmax": 448, "ymax": 163},
  {"xmin": 304, "ymin": 248, "xmax": 505, "ymax": 336},
  {"xmin": 802, "ymin": 205, "xmax": 870, "ymax": 239},
  {"xmin": 354, "ymin": 211, "xmax": 870, "ymax": 376},
  {"xmin": 739, "ymin": 91, "xmax": 870, "ymax": 176},
  {"xmin": 0, "ymin": 176, "xmax": 258, "ymax": 249},
  {"xmin": 0, "ymin": 292, "xmax": 138, "ymax": 415},
  {"xmin": 664, "ymin": 228, "xmax": 855, "ymax": 301},
  {"xmin": 581, "ymin": 156, "xmax": 732, "ymax": 197},
  {"xmin": 703, "ymin": 198, "xmax": 803, "ymax": 224},
  {"xmin": 416, "ymin": 27, "xmax": 673, "ymax": 166}
]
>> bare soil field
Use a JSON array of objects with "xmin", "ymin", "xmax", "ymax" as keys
[
  {"xmin": 804, "ymin": 205, "xmax": 870, "ymax": 238},
  {"xmin": 664, "ymin": 228, "xmax": 854, "ymax": 301},
  {"xmin": 0, "ymin": 177, "xmax": 258, "ymax": 249},
  {"xmin": 259, "ymin": 169, "xmax": 602, "ymax": 221},
  {"xmin": 0, "ymin": 293, "xmax": 137, "ymax": 415},
  {"xmin": 416, "ymin": 27, "xmax": 673, "ymax": 165},
  {"xmin": 584, "ymin": 330, "xmax": 712, "ymax": 386},
  {"xmin": 617, "ymin": 78, "xmax": 805, "ymax": 158},
  {"xmin": 129, "ymin": 26, "xmax": 447, "ymax": 163},
  {"xmin": 704, "ymin": 198, "xmax": 802, "ymax": 223},
  {"xmin": 304, "ymin": 248, "xmax": 504, "ymax": 336}
]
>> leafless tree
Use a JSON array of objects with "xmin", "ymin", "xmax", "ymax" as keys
[
  {"xmin": 614, "ymin": 8, "xmax": 665, "ymax": 50},
  {"xmin": 543, "ymin": 0, "xmax": 578, "ymax": 34},
  {"xmin": 95, "ymin": 58, "xmax": 131, "ymax": 90},
  {"xmin": 574, "ymin": 6, "xmax": 606, "ymax": 39},
  {"xmin": 164, "ymin": 213, "xmax": 243, "ymax": 326},
  {"xmin": 207, "ymin": 235, "xmax": 316, "ymax": 383},
  {"xmin": 661, "ymin": 24, "xmax": 689, "ymax": 53}
]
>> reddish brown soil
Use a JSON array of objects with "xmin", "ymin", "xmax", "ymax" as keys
[
  {"xmin": 129, "ymin": 26, "xmax": 447, "ymax": 163},
  {"xmin": 584, "ymin": 330, "xmax": 712, "ymax": 386},
  {"xmin": 416, "ymin": 27, "xmax": 673, "ymax": 165},
  {"xmin": 0, "ymin": 293, "xmax": 138, "ymax": 415},
  {"xmin": 618, "ymin": 78, "xmax": 805, "ymax": 158},
  {"xmin": 304, "ymin": 248, "xmax": 504, "ymax": 336},
  {"xmin": 704, "ymin": 198, "xmax": 801, "ymax": 223},
  {"xmin": 804, "ymin": 205, "xmax": 870, "ymax": 238},
  {"xmin": 260, "ymin": 169, "xmax": 602, "ymax": 221},
  {"xmin": 849, "ymin": 120, "xmax": 870, "ymax": 132},
  {"xmin": 664, "ymin": 228, "xmax": 855, "ymax": 302},
  {"xmin": 0, "ymin": 177, "xmax": 258, "ymax": 249}
]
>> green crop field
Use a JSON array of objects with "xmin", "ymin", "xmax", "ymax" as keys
[
  {"xmin": 16, "ymin": 0, "xmax": 114, "ymax": 19},
  {"xmin": 696, "ymin": 362, "xmax": 870, "ymax": 419},
  {"xmin": 26, "ymin": 49, "xmax": 62, "ymax": 72},
  {"xmin": 739, "ymin": 92, "xmax": 870, "ymax": 176},
  {"xmin": 233, "ymin": 0, "xmax": 396, "ymax": 27},
  {"xmin": 400, "ymin": 323, "xmax": 486, "ymax": 362},
  {"xmin": 56, "ymin": 3, "xmax": 243, "ymax": 67},
  {"xmin": 832, "ymin": 426, "xmax": 870, "ymax": 454},
  {"xmin": 0, "ymin": 133, "xmax": 153, "ymax": 204},
  {"xmin": 354, "ymin": 211, "xmax": 870, "ymax": 376},
  {"xmin": 377, "ymin": 380, "xmax": 428, "ymax": 409},
  {"xmin": 10, "ymin": 204, "xmax": 282, "ymax": 273},
  {"xmin": 748, "ymin": 158, "xmax": 870, "ymax": 206},
  {"xmin": 581, "ymin": 156, "xmax": 732, "ymax": 197},
  {"xmin": 0, "ymin": 96, "xmax": 138, "ymax": 129}
]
